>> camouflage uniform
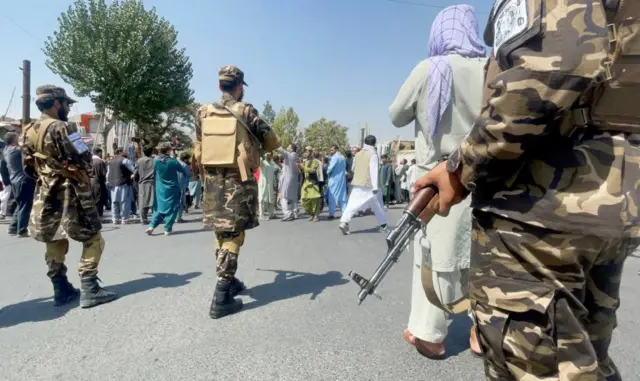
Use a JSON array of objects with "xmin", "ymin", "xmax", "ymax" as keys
[
  {"xmin": 193, "ymin": 66, "xmax": 280, "ymax": 318},
  {"xmin": 21, "ymin": 85, "xmax": 117, "ymax": 309},
  {"xmin": 445, "ymin": 1, "xmax": 640, "ymax": 380}
]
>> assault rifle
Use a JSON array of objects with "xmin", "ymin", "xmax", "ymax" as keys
[{"xmin": 348, "ymin": 185, "xmax": 440, "ymax": 305}]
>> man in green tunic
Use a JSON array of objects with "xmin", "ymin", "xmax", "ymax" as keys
[{"xmin": 297, "ymin": 147, "xmax": 321, "ymax": 222}]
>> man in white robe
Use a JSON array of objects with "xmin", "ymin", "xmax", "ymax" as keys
[
  {"xmin": 338, "ymin": 135, "xmax": 388, "ymax": 234},
  {"xmin": 258, "ymin": 152, "xmax": 278, "ymax": 220},
  {"xmin": 276, "ymin": 143, "xmax": 300, "ymax": 221}
]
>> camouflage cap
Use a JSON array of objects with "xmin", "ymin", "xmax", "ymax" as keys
[
  {"xmin": 218, "ymin": 65, "xmax": 248, "ymax": 86},
  {"xmin": 35, "ymin": 85, "xmax": 77, "ymax": 104}
]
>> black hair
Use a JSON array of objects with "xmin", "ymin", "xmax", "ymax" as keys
[
  {"xmin": 381, "ymin": 154, "xmax": 388, "ymax": 159},
  {"xmin": 4, "ymin": 132, "xmax": 18, "ymax": 145},
  {"xmin": 35, "ymin": 98, "xmax": 59, "ymax": 112},
  {"xmin": 143, "ymin": 146, "xmax": 154, "ymax": 157},
  {"xmin": 330, "ymin": 144, "xmax": 339, "ymax": 150},
  {"xmin": 220, "ymin": 81, "xmax": 239, "ymax": 93},
  {"xmin": 93, "ymin": 148, "xmax": 103, "ymax": 155},
  {"xmin": 364, "ymin": 135, "xmax": 376, "ymax": 146},
  {"xmin": 179, "ymin": 152, "xmax": 190, "ymax": 161},
  {"xmin": 411, "ymin": 159, "xmax": 416, "ymax": 164},
  {"xmin": 115, "ymin": 147, "xmax": 124, "ymax": 155},
  {"xmin": 290, "ymin": 143, "xmax": 297, "ymax": 152}
]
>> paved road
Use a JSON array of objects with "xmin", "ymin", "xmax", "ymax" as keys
[{"xmin": 1, "ymin": 207, "xmax": 639, "ymax": 381}]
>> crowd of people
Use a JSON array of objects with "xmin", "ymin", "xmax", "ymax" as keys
[
  {"xmin": 0, "ymin": 131, "xmax": 419, "ymax": 239},
  {"xmin": 88, "ymin": 143, "xmax": 203, "ymax": 235},
  {"xmin": 0, "ymin": 139, "xmax": 204, "ymax": 237},
  {"xmin": 254, "ymin": 143, "xmax": 419, "ymax": 225}
]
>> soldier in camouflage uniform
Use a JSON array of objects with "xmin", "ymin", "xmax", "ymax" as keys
[
  {"xmin": 21, "ymin": 85, "xmax": 117, "ymax": 308},
  {"xmin": 192, "ymin": 66, "xmax": 280, "ymax": 319},
  {"xmin": 413, "ymin": 1, "xmax": 639, "ymax": 380}
]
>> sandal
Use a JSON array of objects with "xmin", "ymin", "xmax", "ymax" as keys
[{"xmin": 403, "ymin": 329, "xmax": 416, "ymax": 346}]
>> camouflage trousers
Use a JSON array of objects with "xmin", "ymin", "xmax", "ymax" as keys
[
  {"xmin": 46, "ymin": 233, "xmax": 105, "ymax": 278},
  {"xmin": 470, "ymin": 210, "xmax": 639, "ymax": 381},
  {"xmin": 202, "ymin": 167, "xmax": 259, "ymax": 232},
  {"xmin": 30, "ymin": 180, "xmax": 105, "ymax": 278},
  {"xmin": 215, "ymin": 231, "xmax": 245, "ymax": 281}
]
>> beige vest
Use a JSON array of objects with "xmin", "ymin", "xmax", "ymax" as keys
[{"xmin": 350, "ymin": 150, "xmax": 374, "ymax": 188}]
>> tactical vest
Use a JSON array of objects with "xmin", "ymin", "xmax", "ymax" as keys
[
  {"xmin": 23, "ymin": 118, "xmax": 88, "ymax": 182},
  {"xmin": 24, "ymin": 118, "xmax": 58, "ymax": 176},
  {"xmin": 199, "ymin": 102, "xmax": 260, "ymax": 182},
  {"xmin": 574, "ymin": 0, "xmax": 640, "ymax": 133}
]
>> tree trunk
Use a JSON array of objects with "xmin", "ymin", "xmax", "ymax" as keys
[{"xmin": 100, "ymin": 117, "xmax": 117, "ymax": 159}]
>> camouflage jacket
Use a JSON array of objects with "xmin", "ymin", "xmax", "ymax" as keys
[
  {"xmin": 447, "ymin": 0, "xmax": 639, "ymax": 238},
  {"xmin": 21, "ymin": 113, "xmax": 93, "ymax": 187}
]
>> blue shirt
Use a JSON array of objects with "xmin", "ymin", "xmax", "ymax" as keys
[
  {"xmin": 177, "ymin": 160, "xmax": 192, "ymax": 189},
  {"xmin": 2, "ymin": 146, "xmax": 25, "ymax": 184}
]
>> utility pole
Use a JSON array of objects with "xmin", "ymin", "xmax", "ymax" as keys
[
  {"xmin": 359, "ymin": 127, "xmax": 365, "ymax": 148},
  {"xmin": 20, "ymin": 60, "xmax": 31, "ymax": 126}
]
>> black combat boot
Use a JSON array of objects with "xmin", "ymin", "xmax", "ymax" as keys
[
  {"xmin": 209, "ymin": 279, "xmax": 243, "ymax": 319},
  {"xmin": 79, "ymin": 274, "xmax": 118, "ymax": 308},
  {"xmin": 51, "ymin": 275, "xmax": 80, "ymax": 306},
  {"xmin": 229, "ymin": 278, "xmax": 247, "ymax": 297}
]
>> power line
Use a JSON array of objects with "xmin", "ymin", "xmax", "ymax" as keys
[
  {"xmin": 380, "ymin": 0, "xmax": 449, "ymax": 9},
  {"xmin": 379, "ymin": 0, "xmax": 489, "ymax": 14},
  {"xmin": 3, "ymin": 15, "xmax": 41, "ymax": 42}
]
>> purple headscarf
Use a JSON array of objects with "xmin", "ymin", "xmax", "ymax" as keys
[{"xmin": 427, "ymin": 5, "xmax": 485, "ymax": 136}]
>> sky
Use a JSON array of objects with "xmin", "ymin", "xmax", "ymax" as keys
[{"xmin": 1, "ymin": 0, "xmax": 491, "ymax": 145}]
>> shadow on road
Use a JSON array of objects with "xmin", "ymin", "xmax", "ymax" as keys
[
  {"xmin": 350, "ymin": 227, "xmax": 386, "ymax": 235},
  {"xmin": 442, "ymin": 314, "xmax": 474, "ymax": 358},
  {"xmin": 242, "ymin": 269, "xmax": 349, "ymax": 311},
  {"xmin": 0, "ymin": 272, "xmax": 201, "ymax": 330},
  {"xmin": 170, "ymin": 228, "xmax": 208, "ymax": 236}
]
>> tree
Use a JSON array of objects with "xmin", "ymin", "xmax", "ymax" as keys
[
  {"xmin": 43, "ymin": 0, "xmax": 194, "ymax": 150},
  {"xmin": 303, "ymin": 118, "xmax": 350, "ymax": 154},
  {"xmin": 135, "ymin": 102, "xmax": 200, "ymax": 150},
  {"xmin": 272, "ymin": 106, "xmax": 303, "ymax": 151},
  {"xmin": 261, "ymin": 101, "xmax": 276, "ymax": 125}
]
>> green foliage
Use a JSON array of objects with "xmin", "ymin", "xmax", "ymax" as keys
[
  {"xmin": 261, "ymin": 101, "xmax": 276, "ymax": 125},
  {"xmin": 43, "ymin": 0, "xmax": 194, "ymax": 127},
  {"xmin": 303, "ymin": 118, "xmax": 349, "ymax": 154},
  {"xmin": 272, "ymin": 106, "xmax": 303, "ymax": 151},
  {"xmin": 135, "ymin": 102, "xmax": 200, "ymax": 149}
]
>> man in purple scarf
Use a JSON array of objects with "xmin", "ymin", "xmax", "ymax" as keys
[
  {"xmin": 426, "ymin": 5, "xmax": 486, "ymax": 137},
  {"xmin": 390, "ymin": 4, "xmax": 486, "ymax": 360}
]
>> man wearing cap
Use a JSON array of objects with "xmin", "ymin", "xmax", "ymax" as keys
[
  {"xmin": 192, "ymin": 66, "xmax": 281, "ymax": 319},
  {"xmin": 20, "ymin": 85, "xmax": 117, "ymax": 308}
]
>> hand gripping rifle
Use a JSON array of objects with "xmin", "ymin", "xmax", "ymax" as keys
[{"xmin": 348, "ymin": 185, "xmax": 440, "ymax": 305}]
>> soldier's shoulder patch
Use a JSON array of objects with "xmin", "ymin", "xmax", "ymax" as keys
[{"xmin": 492, "ymin": 0, "xmax": 529, "ymax": 54}]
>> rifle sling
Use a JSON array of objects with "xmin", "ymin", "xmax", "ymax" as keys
[{"xmin": 421, "ymin": 265, "xmax": 470, "ymax": 315}]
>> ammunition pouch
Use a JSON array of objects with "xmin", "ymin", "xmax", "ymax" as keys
[{"xmin": 573, "ymin": 2, "xmax": 640, "ymax": 134}]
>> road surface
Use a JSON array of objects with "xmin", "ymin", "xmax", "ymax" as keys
[{"xmin": 1, "ymin": 207, "xmax": 639, "ymax": 381}]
